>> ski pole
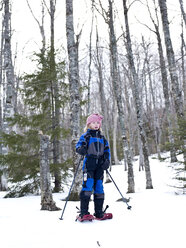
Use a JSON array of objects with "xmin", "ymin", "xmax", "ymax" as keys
[
  {"xmin": 59, "ymin": 155, "xmax": 84, "ymax": 220},
  {"xmin": 106, "ymin": 169, "xmax": 132, "ymax": 210}
]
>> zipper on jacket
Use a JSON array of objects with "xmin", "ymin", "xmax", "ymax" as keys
[
  {"xmin": 96, "ymin": 131, "xmax": 99, "ymax": 164},
  {"xmin": 96, "ymin": 131, "xmax": 99, "ymax": 156}
]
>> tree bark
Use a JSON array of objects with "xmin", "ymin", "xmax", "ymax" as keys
[
  {"xmin": 179, "ymin": 0, "xmax": 186, "ymax": 26},
  {"xmin": 66, "ymin": 0, "xmax": 81, "ymax": 200},
  {"xmin": 49, "ymin": 0, "xmax": 61, "ymax": 192},
  {"xmin": 0, "ymin": 0, "xmax": 15, "ymax": 190},
  {"xmin": 94, "ymin": 26, "xmax": 111, "ymax": 182},
  {"xmin": 3, "ymin": 0, "xmax": 14, "ymax": 107},
  {"xmin": 95, "ymin": 26, "xmax": 110, "ymax": 142},
  {"xmin": 113, "ymin": 100, "xmax": 119, "ymax": 165},
  {"xmin": 40, "ymin": 134, "xmax": 60, "ymax": 211},
  {"xmin": 0, "ymin": 9, "xmax": 3, "ymax": 157},
  {"xmin": 138, "ymin": 134, "xmax": 144, "ymax": 171},
  {"xmin": 95, "ymin": 28, "xmax": 105, "ymax": 127},
  {"xmin": 123, "ymin": 0, "xmax": 153, "ymax": 189},
  {"xmin": 158, "ymin": 0, "xmax": 186, "ymax": 164},
  {"xmin": 158, "ymin": 0, "xmax": 184, "ymax": 119},
  {"xmin": 108, "ymin": 0, "xmax": 135, "ymax": 193},
  {"xmin": 3, "ymin": 0, "xmax": 15, "ymax": 133},
  {"xmin": 148, "ymin": 0, "xmax": 178, "ymax": 162},
  {"xmin": 87, "ymin": 3, "xmax": 94, "ymax": 115},
  {"xmin": 180, "ymin": 26, "xmax": 186, "ymax": 167},
  {"xmin": 141, "ymin": 37, "xmax": 161, "ymax": 159}
]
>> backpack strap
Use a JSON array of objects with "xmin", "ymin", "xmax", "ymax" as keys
[
  {"xmin": 101, "ymin": 135, "xmax": 110, "ymax": 160},
  {"xmin": 101, "ymin": 135, "xmax": 107, "ymax": 147},
  {"xmin": 84, "ymin": 133, "xmax": 91, "ymax": 147}
]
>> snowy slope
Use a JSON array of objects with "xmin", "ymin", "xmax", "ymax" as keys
[{"xmin": 0, "ymin": 153, "xmax": 186, "ymax": 248}]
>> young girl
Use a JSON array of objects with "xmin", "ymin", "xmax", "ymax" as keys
[{"xmin": 76, "ymin": 113, "xmax": 112, "ymax": 220}]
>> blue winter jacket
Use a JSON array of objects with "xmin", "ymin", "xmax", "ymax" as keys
[{"xmin": 76, "ymin": 129, "xmax": 110, "ymax": 170}]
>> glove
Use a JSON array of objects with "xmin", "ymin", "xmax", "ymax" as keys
[
  {"xmin": 76, "ymin": 141, "xmax": 87, "ymax": 156},
  {"xmin": 102, "ymin": 159, "xmax": 110, "ymax": 170}
]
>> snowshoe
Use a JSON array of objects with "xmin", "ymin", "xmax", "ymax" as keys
[
  {"xmin": 76, "ymin": 214, "xmax": 94, "ymax": 222},
  {"xmin": 94, "ymin": 213, "xmax": 113, "ymax": 220}
]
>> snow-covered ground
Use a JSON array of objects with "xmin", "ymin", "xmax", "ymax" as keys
[{"xmin": 1, "ymin": 153, "xmax": 186, "ymax": 248}]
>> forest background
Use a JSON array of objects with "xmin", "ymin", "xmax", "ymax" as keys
[{"xmin": 0, "ymin": 0, "xmax": 185, "ymax": 207}]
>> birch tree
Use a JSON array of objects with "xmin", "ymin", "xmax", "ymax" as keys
[
  {"xmin": 180, "ymin": 24, "xmax": 186, "ymax": 166},
  {"xmin": 145, "ymin": 0, "xmax": 178, "ymax": 162},
  {"xmin": 48, "ymin": 0, "xmax": 61, "ymax": 192},
  {"xmin": 39, "ymin": 133, "xmax": 60, "ymax": 210},
  {"xmin": 0, "ymin": 0, "xmax": 15, "ymax": 190},
  {"xmin": 112, "ymin": 100, "xmax": 119, "ymax": 164},
  {"xmin": 94, "ymin": 26, "xmax": 110, "ymax": 142},
  {"xmin": 158, "ymin": 0, "xmax": 185, "ymax": 164},
  {"xmin": 107, "ymin": 0, "xmax": 134, "ymax": 193},
  {"xmin": 158, "ymin": 0, "xmax": 184, "ymax": 119},
  {"xmin": 94, "ymin": 25, "xmax": 111, "ymax": 182},
  {"xmin": 178, "ymin": 0, "xmax": 186, "ymax": 26},
  {"xmin": 141, "ymin": 37, "xmax": 162, "ymax": 159},
  {"xmin": 66, "ymin": 0, "xmax": 81, "ymax": 200},
  {"xmin": 87, "ymin": 1, "xmax": 94, "ymax": 115},
  {"xmin": 0, "ymin": 3, "xmax": 4, "ymax": 190},
  {"xmin": 122, "ymin": 0, "xmax": 153, "ymax": 189}
]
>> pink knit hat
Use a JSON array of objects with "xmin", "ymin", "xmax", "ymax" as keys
[{"xmin": 86, "ymin": 113, "xmax": 103, "ymax": 127}]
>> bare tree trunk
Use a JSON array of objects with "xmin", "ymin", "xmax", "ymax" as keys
[
  {"xmin": 3, "ymin": 0, "xmax": 15, "ymax": 135},
  {"xmin": 108, "ymin": 0, "xmax": 134, "ymax": 193},
  {"xmin": 180, "ymin": 25, "xmax": 186, "ymax": 168},
  {"xmin": 123, "ymin": 74, "xmax": 134, "ymax": 160},
  {"xmin": 148, "ymin": 0, "xmax": 178, "ymax": 162},
  {"xmin": 49, "ymin": 0, "xmax": 61, "ymax": 192},
  {"xmin": 144, "ymin": 0, "xmax": 177, "ymax": 161},
  {"xmin": 123, "ymin": 0, "xmax": 153, "ymax": 189},
  {"xmin": 158, "ymin": 0, "xmax": 185, "ymax": 164},
  {"xmin": 3, "ymin": 0, "xmax": 14, "ymax": 107},
  {"xmin": 138, "ymin": 133, "xmax": 144, "ymax": 171},
  {"xmin": 179, "ymin": 0, "xmax": 186, "ymax": 26},
  {"xmin": 66, "ymin": 0, "xmax": 81, "ymax": 200},
  {"xmin": 141, "ymin": 37, "xmax": 161, "ymax": 159},
  {"xmin": 39, "ymin": 134, "xmax": 60, "ymax": 211},
  {"xmin": 0, "ymin": 13, "xmax": 3, "ymax": 157},
  {"xmin": 95, "ymin": 26, "xmax": 109, "ymax": 137},
  {"xmin": 113, "ymin": 100, "xmax": 119, "ymax": 165},
  {"xmin": 94, "ymin": 26, "xmax": 111, "ymax": 182},
  {"xmin": 87, "ymin": 2, "xmax": 94, "ymax": 115},
  {"xmin": 13, "ymin": 75, "xmax": 19, "ymax": 114},
  {"xmin": 0, "ymin": 0, "xmax": 15, "ymax": 190},
  {"xmin": 158, "ymin": 0, "xmax": 184, "ymax": 119}
]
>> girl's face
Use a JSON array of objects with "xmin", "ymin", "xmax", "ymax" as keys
[{"xmin": 89, "ymin": 121, "xmax": 100, "ymax": 130}]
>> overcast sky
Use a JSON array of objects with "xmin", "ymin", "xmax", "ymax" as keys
[{"xmin": 11, "ymin": 0, "xmax": 185, "ymax": 74}]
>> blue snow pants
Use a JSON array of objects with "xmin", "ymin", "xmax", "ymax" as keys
[{"xmin": 80, "ymin": 156, "xmax": 104, "ymax": 200}]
